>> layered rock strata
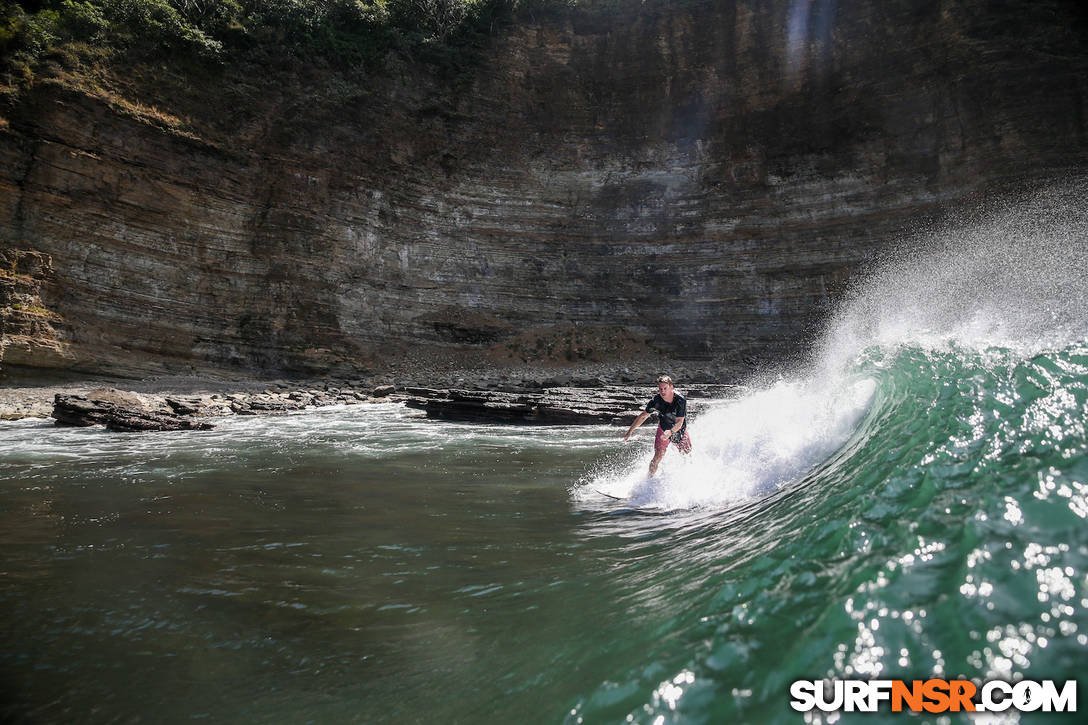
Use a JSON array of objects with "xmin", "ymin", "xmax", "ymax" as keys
[
  {"xmin": 48, "ymin": 382, "xmax": 382, "ymax": 430},
  {"xmin": 52, "ymin": 394, "xmax": 215, "ymax": 432},
  {"xmin": 44, "ymin": 380, "xmax": 738, "ymax": 430},
  {"xmin": 0, "ymin": 249, "xmax": 72, "ymax": 371},
  {"xmin": 1, "ymin": 0, "xmax": 1086, "ymax": 377},
  {"xmin": 402, "ymin": 383, "xmax": 741, "ymax": 425}
]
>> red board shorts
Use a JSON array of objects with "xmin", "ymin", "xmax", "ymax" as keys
[{"xmin": 654, "ymin": 427, "xmax": 692, "ymax": 454}]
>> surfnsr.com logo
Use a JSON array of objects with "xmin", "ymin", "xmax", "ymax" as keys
[{"xmin": 790, "ymin": 679, "xmax": 1077, "ymax": 713}]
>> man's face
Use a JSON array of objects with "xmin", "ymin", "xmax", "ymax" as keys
[{"xmin": 657, "ymin": 381, "xmax": 673, "ymax": 396}]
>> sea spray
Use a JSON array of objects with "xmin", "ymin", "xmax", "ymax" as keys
[{"xmin": 817, "ymin": 179, "xmax": 1088, "ymax": 369}]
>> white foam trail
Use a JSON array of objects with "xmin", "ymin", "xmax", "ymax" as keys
[{"xmin": 584, "ymin": 376, "xmax": 876, "ymax": 509}]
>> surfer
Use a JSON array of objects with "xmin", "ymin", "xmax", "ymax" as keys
[{"xmin": 623, "ymin": 374, "xmax": 692, "ymax": 476}]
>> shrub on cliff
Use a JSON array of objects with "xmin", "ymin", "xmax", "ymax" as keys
[
  {"xmin": 107, "ymin": 0, "xmax": 224, "ymax": 56},
  {"xmin": 0, "ymin": 0, "xmax": 593, "ymax": 94},
  {"xmin": 1, "ymin": 0, "xmax": 221, "ymax": 89}
]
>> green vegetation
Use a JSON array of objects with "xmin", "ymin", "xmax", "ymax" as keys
[
  {"xmin": 9, "ymin": 301, "xmax": 59, "ymax": 317},
  {"xmin": 0, "ymin": 0, "xmax": 681, "ymax": 142},
  {"xmin": 0, "ymin": 0, "xmax": 593, "ymax": 91}
]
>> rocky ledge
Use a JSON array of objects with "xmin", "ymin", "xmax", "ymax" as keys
[
  {"xmin": 45, "ymin": 383, "xmax": 391, "ymax": 432},
  {"xmin": 28, "ymin": 379, "xmax": 742, "ymax": 432},
  {"xmin": 401, "ymin": 384, "xmax": 742, "ymax": 425},
  {"xmin": 53, "ymin": 394, "xmax": 215, "ymax": 432}
]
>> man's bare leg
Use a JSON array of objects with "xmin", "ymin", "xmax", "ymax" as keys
[{"xmin": 649, "ymin": 451, "xmax": 665, "ymax": 476}]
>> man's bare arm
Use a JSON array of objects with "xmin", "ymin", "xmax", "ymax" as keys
[{"xmin": 624, "ymin": 411, "xmax": 651, "ymax": 440}]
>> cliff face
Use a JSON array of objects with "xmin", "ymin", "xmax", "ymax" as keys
[
  {"xmin": 0, "ymin": 248, "xmax": 71, "ymax": 369},
  {"xmin": 1, "ymin": 0, "xmax": 1086, "ymax": 377}
]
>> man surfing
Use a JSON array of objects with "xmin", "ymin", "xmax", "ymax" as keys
[{"xmin": 623, "ymin": 374, "xmax": 692, "ymax": 476}]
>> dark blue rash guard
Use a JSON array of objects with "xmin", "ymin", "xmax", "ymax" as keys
[{"xmin": 645, "ymin": 392, "xmax": 687, "ymax": 433}]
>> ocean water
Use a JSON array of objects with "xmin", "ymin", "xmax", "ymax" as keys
[{"xmin": 2, "ymin": 186, "xmax": 1087, "ymax": 723}]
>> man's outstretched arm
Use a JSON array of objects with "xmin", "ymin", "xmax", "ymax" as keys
[{"xmin": 624, "ymin": 411, "xmax": 651, "ymax": 440}]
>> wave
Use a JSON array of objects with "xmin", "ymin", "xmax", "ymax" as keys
[
  {"xmin": 567, "ymin": 181, "xmax": 1088, "ymax": 723},
  {"xmin": 578, "ymin": 179, "xmax": 1088, "ymax": 511}
]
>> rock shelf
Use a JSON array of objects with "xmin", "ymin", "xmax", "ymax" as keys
[
  {"xmin": 401, "ymin": 384, "xmax": 743, "ymax": 425},
  {"xmin": 52, "ymin": 394, "xmax": 215, "ymax": 432},
  {"xmin": 7, "ymin": 380, "xmax": 745, "ymax": 432}
]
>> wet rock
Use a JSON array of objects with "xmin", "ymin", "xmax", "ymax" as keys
[
  {"xmin": 52, "ymin": 394, "xmax": 214, "ymax": 431},
  {"xmin": 372, "ymin": 384, "xmax": 396, "ymax": 398},
  {"xmin": 51, "ymin": 394, "xmax": 111, "ymax": 426},
  {"xmin": 231, "ymin": 401, "xmax": 256, "ymax": 415},
  {"xmin": 235, "ymin": 394, "xmax": 307, "ymax": 414},
  {"xmin": 104, "ymin": 409, "xmax": 215, "ymax": 432},
  {"xmin": 402, "ymin": 384, "xmax": 743, "ymax": 425},
  {"xmin": 402, "ymin": 386, "xmax": 633, "ymax": 425}
]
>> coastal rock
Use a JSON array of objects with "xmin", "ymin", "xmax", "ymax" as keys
[
  {"xmin": 229, "ymin": 394, "xmax": 308, "ymax": 415},
  {"xmin": 164, "ymin": 395, "xmax": 232, "ymax": 417},
  {"xmin": 403, "ymin": 384, "xmax": 742, "ymax": 425},
  {"xmin": 246, "ymin": 395, "xmax": 308, "ymax": 413},
  {"xmin": 52, "ymin": 394, "xmax": 214, "ymax": 431},
  {"xmin": 51, "ymin": 394, "xmax": 112, "ymax": 427},
  {"xmin": 165, "ymin": 396, "xmax": 206, "ymax": 415},
  {"xmin": 103, "ymin": 409, "xmax": 216, "ymax": 433}
]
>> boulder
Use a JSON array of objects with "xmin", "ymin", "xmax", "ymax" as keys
[
  {"xmin": 245, "ymin": 395, "xmax": 307, "ymax": 413},
  {"xmin": 165, "ymin": 396, "xmax": 207, "ymax": 415},
  {"xmin": 52, "ymin": 394, "xmax": 214, "ymax": 431}
]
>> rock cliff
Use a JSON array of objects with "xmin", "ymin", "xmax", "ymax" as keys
[
  {"xmin": 1, "ymin": 0, "xmax": 1086, "ymax": 377},
  {"xmin": 0, "ymin": 248, "xmax": 72, "ymax": 370}
]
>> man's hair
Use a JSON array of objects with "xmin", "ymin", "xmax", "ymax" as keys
[{"xmin": 656, "ymin": 374, "xmax": 674, "ymax": 384}]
